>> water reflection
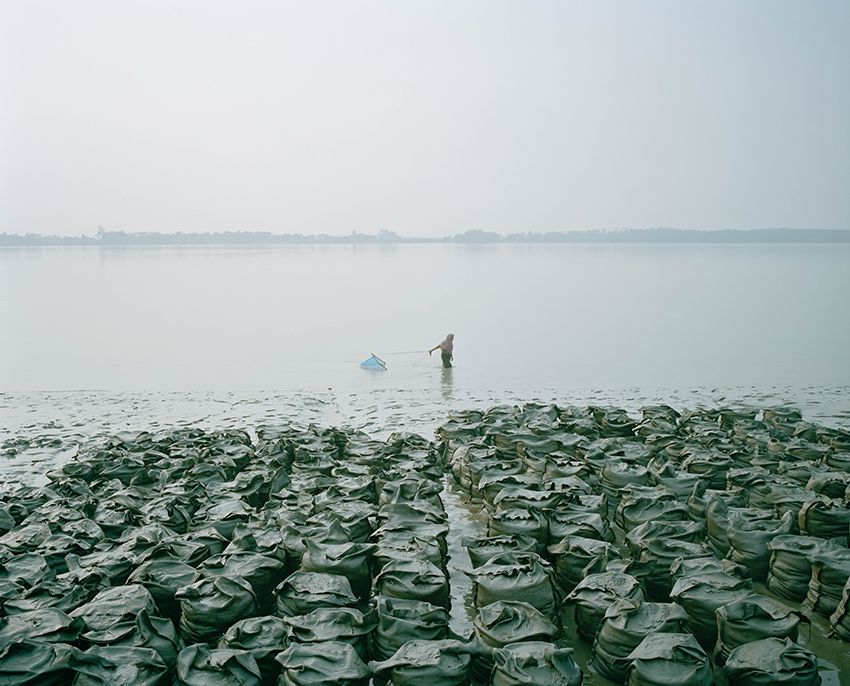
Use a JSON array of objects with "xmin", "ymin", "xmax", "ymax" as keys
[{"xmin": 441, "ymin": 367, "xmax": 454, "ymax": 401}]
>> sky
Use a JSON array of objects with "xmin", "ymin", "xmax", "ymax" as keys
[{"xmin": 1, "ymin": 1, "xmax": 849, "ymax": 237}]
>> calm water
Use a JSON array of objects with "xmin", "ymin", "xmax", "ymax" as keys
[{"xmin": 1, "ymin": 243, "xmax": 849, "ymax": 392}]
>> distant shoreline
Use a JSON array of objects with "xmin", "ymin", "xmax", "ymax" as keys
[{"xmin": 1, "ymin": 228, "xmax": 849, "ymax": 246}]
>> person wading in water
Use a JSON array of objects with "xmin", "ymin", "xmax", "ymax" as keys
[{"xmin": 429, "ymin": 333, "xmax": 455, "ymax": 368}]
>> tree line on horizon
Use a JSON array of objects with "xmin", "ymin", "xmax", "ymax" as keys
[{"xmin": 1, "ymin": 227, "xmax": 848, "ymax": 246}]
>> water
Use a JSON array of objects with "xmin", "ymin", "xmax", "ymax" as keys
[{"xmin": 2, "ymin": 243, "xmax": 849, "ymax": 392}]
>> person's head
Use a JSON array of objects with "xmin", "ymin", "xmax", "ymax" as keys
[{"xmin": 447, "ymin": 333, "xmax": 454, "ymax": 340}]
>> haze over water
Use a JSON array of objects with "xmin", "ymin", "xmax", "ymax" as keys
[{"xmin": 2, "ymin": 243, "xmax": 848, "ymax": 393}]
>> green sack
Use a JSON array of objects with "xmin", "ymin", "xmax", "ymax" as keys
[
  {"xmin": 175, "ymin": 576, "xmax": 258, "ymax": 644},
  {"xmin": 374, "ymin": 559, "xmax": 449, "ymax": 610},
  {"xmin": 669, "ymin": 572, "xmax": 754, "ymax": 650},
  {"xmin": 299, "ymin": 541, "xmax": 376, "ymax": 600},
  {"xmin": 462, "ymin": 535, "xmax": 538, "ymax": 569},
  {"xmin": 0, "ymin": 608, "xmax": 85, "ymax": 648},
  {"xmin": 274, "ymin": 572, "xmax": 358, "ymax": 618},
  {"xmin": 126, "ymin": 557, "xmax": 201, "ymax": 619},
  {"xmin": 547, "ymin": 536, "xmax": 615, "ymax": 594},
  {"xmin": 285, "ymin": 607, "xmax": 376, "ymax": 660},
  {"xmin": 467, "ymin": 553, "xmax": 555, "ymax": 619},
  {"xmin": 372, "ymin": 596, "xmax": 449, "ymax": 662},
  {"xmin": 70, "ymin": 584, "xmax": 157, "ymax": 643},
  {"xmin": 69, "ymin": 646, "xmax": 167, "ymax": 686},
  {"xmin": 370, "ymin": 639, "xmax": 470, "ymax": 686},
  {"xmin": 491, "ymin": 641, "xmax": 582, "ymax": 686},
  {"xmin": 591, "ymin": 599, "xmax": 689, "ymax": 682},
  {"xmin": 175, "ymin": 645, "xmax": 262, "ymax": 686},
  {"xmin": 625, "ymin": 633, "xmax": 712, "ymax": 686},
  {"xmin": 218, "ymin": 615, "xmax": 289, "ymax": 685},
  {"xmin": 0, "ymin": 640, "xmax": 76, "ymax": 686},
  {"xmin": 724, "ymin": 637, "xmax": 819, "ymax": 686},
  {"xmin": 276, "ymin": 641, "xmax": 371, "ymax": 686},
  {"xmin": 565, "ymin": 572, "xmax": 644, "ymax": 642},
  {"xmin": 714, "ymin": 594, "xmax": 802, "ymax": 664},
  {"xmin": 767, "ymin": 536, "xmax": 838, "ymax": 602}
]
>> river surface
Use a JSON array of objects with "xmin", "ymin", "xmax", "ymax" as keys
[{"xmin": 2, "ymin": 243, "xmax": 849, "ymax": 392}]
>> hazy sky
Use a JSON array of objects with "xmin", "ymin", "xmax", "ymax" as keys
[{"xmin": 2, "ymin": 1, "xmax": 849, "ymax": 236}]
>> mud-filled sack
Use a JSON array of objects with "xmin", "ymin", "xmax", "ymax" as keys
[
  {"xmin": 175, "ymin": 575, "xmax": 258, "ymax": 644},
  {"xmin": 218, "ymin": 615, "xmax": 289, "ymax": 684},
  {"xmin": 624, "ymin": 633, "xmax": 712, "ymax": 686},
  {"xmin": 630, "ymin": 538, "xmax": 708, "ymax": 601},
  {"xmin": 69, "ymin": 646, "xmax": 167, "ymax": 686},
  {"xmin": 565, "ymin": 572, "xmax": 644, "ymax": 642},
  {"xmin": 767, "ymin": 535, "xmax": 839, "ymax": 602},
  {"xmin": 805, "ymin": 546, "xmax": 850, "ymax": 616},
  {"xmin": 472, "ymin": 601, "xmax": 559, "ymax": 682},
  {"xmin": 591, "ymin": 599, "xmax": 689, "ymax": 682},
  {"xmin": 462, "ymin": 535, "xmax": 538, "ymax": 569},
  {"xmin": 299, "ymin": 540, "xmax": 375, "ymax": 601},
  {"xmin": 0, "ymin": 640, "xmax": 77, "ymax": 685},
  {"xmin": 798, "ymin": 498, "xmax": 850, "ymax": 540},
  {"xmin": 276, "ymin": 640, "xmax": 371, "ymax": 686},
  {"xmin": 370, "ymin": 639, "xmax": 471, "ymax": 686},
  {"xmin": 201, "ymin": 552, "xmax": 286, "ymax": 608},
  {"xmin": 600, "ymin": 461, "xmax": 650, "ymax": 502},
  {"xmin": 616, "ymin": 488, "xmax": 689, "ymax": 532},
  {"xmin": 724, "ymin": 637, "xmax": 819, "ymax": 686},
  {"xmin": 175, "ymin": 644, "xmax": 262, "ymax": 686},
  {"xmin": 488, "ymin": 509, "xmax": 548, "ymax": 552},
  {"xmin": 0, "ymin": 608, "xmax": 85, "ymax": 647},
  {"xmin": 466, "ymin": 553, "xmax": 556, "ymax": 618},
  {"xmin": 274, "ymin": 572, "xmax": 358, "ymax": 617},
  {"xmin": 547, "ymin": 536, "xmax": 615, "ymax": 593},
  {"xmin": 727, "ymin": 510, "xmax": 794, "ymax": 581},
  {"xmin": 373, "ymin": 559, "xmax": 449, "ymax": 609},
  {"xmin": 126, "ymin": 557, "xmax": 200, "ymax": 619},
  {"xmin": 373, "ymin": 536, "xmax": 445, "ymax": 572},
  {"xmin": 285, "ymin": 607, "xmax": 375, "ymax": 660},
  {"xmin": 546, "ymin": 511, "xmax": 612, "ymax": 545},
  {"xmin": 829, "ymin": 576, "xmax": 850, "ymax": 641},
  {"xmin": 93, "ymin": 608, "xmax": 180, "ymax": 668},
  {"xmin": 714, "ymin": 594, "xmax": 802, "ymax": 664},
  {"xmin": 669, "ymin": 572, "xmax": 754, "ymax": 649},
  {"xmin": 2, "ymin": 579, "xmax": 89, "ymax": 616},
  {"xmin": 491, "ymin": 641, "xmax": 582, "ymax": 686},
  {"xmin": 372, "ymin": 596, "xmax": 449, "ymax": 661}
]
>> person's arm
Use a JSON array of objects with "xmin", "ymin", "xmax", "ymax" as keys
[{"xmin": 428, "ymin": 344, "xmax": 440, "ymax": 354}]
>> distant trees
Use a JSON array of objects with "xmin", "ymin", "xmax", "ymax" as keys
[{"xmin": 1, "ymin": 228, "xmax": 848, "ymax": 246}]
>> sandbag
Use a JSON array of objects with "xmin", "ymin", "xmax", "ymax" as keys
[
  {"xmin": 565, "ymin": 572, "xmax": 644, "ymax": 642},
  {"xmin": 371, "ymin": 639, "xmax": 471, "ymax": 686},
  {"xmin": 727, "ymin": 510, "xmax": 794, "ymax": 581},
  {"xmin": 109, "ymin": 610, "xmax": 180, "ymax": 669},
  {"xmin": 798, "ymin": 498, "xmax": 850, "ymax": 539},
  {"xmin": 284, "ymin": 607, "xmax": 376, "ymax": 660},
  {"xmin": 629, "ymin": 538, "xmax": 708, "ymax": 601},
  {"xmin": 547, "ymin": 536, "xmax": 615, "ymax": 593},
  {"xmin": 371, "ymin": 596, "xmax": 449, "ymax": 661},
  {"xmin": 0, "ymin": 640, "xmax": 77, "ymax": 685},
  {"xmin": 724, "ymin": 637, "xmax": 819, "ymax": 686},
  {"xmin": 70, "ymin": 584, "xmax": 157, "ymax": 643},
  {"xmin": 545, "ymin": 511, "xmax": 612, "ymax": 545},
  {"xmin": 805, "ymin": 547, "xmax": 850, "ymax": 616},
  {"xmin": 829, "ymin": 576, "xmax": 850, "ymax": 641},
  {"xmin": 373, "ymin": 559, "xmax": 449, "ymax": 609},
  {"xmin": 126, "ymin": 557, "xmax": 200, "ymax": 619},
  {"xmin": 175, "ymin": 644, "xmax": 262, "ymax": 686},
  {"xmin": 462, "ymin": 535, "xmax": 538, "ymax": 569},
  {"xmin": 2, "ymin": 580, "xmax": 90, "ymax": 616},
  {"xmin": 466, "ymin": 553, "xmax": 556, "ymax": 618},
  {"xmin": 218, "ymin": 615, "xmax": 289, "ymax": 685},
  {"xmin": 625, "ymin": 633, "xmax": 712, "ymax": 686},
  {"xmin": 69, "ymin": 646, "xmax": 167, "ymax": 686},
  {"xmin": 274, "ymin": 572, "xmax": 358, "ymax": 618},
  {"xmin": 767, "ymin": 535, "xmax": 839, "ymax": 602},
  {"xmin": 175, "ymin": 576, "xmax": 258, "ymax": 644},
  {"xmin": 299, "ymin": 541, "xmax": 376, "ymax": 600},
  {"xmin": 714, "ymin": 594, "xmax": 801, "ymax": 664},
  {"xmin": 591, "ymin": 599, "xmax": 689, "ymax": 682},
  {"xmin": 0, "ymin": 608, "xmax": 85, "ymax": 648},
  {"xmin": 491, "ymin": 641, "xmax": 582, "ymax": 686},
  {"xmin": 201, "ymin": 552, "xmax": 286, "ymax": 608},
  {"xmin": 669, "ymin": 572, "xmax": 754, "ymax": 649},
  {"xmin": 487, "ymin": 509, "xmax": 548, "ymax": 552},
  {"xmin": 276, "ymin": 641, "xmax": 371, "ymax": 686}
]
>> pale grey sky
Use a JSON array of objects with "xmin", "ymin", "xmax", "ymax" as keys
[{"xmin": 2, "ymin": 1, "xmax": 849, "ymax": 236}]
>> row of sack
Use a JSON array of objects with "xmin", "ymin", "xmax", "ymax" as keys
[
  {"xmin": 439, "ymin": 403, "xmax": 850, "ymax": 684},
  {"xmin": 0, "ymin": 425, "xmax": 480, "ymax": 685}
]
